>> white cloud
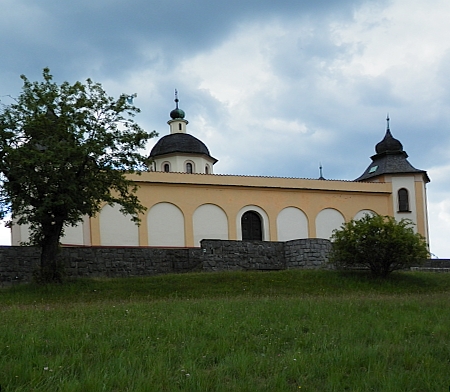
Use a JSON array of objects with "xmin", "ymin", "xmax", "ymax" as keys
[
  {"xmin": 180, "ymin": 22, "xmax": 284, "ymax": 108},
  {"xmin": 333, "ymin": 0, "xmax": 450, "ymax": 98}
]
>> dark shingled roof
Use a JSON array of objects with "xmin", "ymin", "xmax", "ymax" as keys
[
  {"xmin": 355, "ymin": 129, "xmax": 429, "ymax": 182},
  {"xmin": 149, "ymin": 133, "xmax": 218, "ymax": 163}
]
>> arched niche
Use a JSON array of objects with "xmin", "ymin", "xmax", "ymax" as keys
[
  {"xmin": 315, "ymin": 208, "xmax": 345, "ymax": 240},
  {"xmin": 148, "ymin": 202, "xmax": 185, "ymax": 246},
  {"xmin": 100, "ymin": 204, "xmax": 139, "ymax": 246},
  {"xmin": 353, "ymin": 209, "xmax": 376, "ymax": 220},
  {"xmin": 241, "ymin": 211, "xmax": 262, "ymax": 240},
  {"xmin": 61, "ymin": 223, "xmax": 85, "ymax": 245},
  {"xmin": 277, "ymin": 207, "xmax": 308, "ymax": 241},
  {"xmin": 184, "ymin": 160, "xmax": 195, "ymax": 174},
  {"xmin": 193, "ymin": 204, "xmax": 228, "ymax": 246},
  {"xmin": 236, "ymin": 205, "xmax": 270, "ymax": 241}
]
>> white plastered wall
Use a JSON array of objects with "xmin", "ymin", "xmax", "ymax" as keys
[
  {"xmin": 100, "ymin": 204, "xmax": 139, "ymax": 246},
  {"xmin": 61, "ymin": 223, "xmax": 85, "ymax": 245},
  {"xmin": 14, "ymin": 223, "xmax": 31, "ymax": 245},
  {"xmin": 11, "ymin": 221, "xmax": 21, "ymax": 245},
  {"xmin": 168, "ymin": 119, "xmax": 187, "ymax": 134},
  {"xmin": 315, "ymin": 208, "xmax": 345, "ymax": 239},
  {"xmin": 147, "ymin": 202, "xmax": 185, "ymax": 246},
  {"xmin": 276, "ymin": 207, "xmax": 308, "ymax": 241},
  {"xmin": 193, "ymin": 204, "xmax": 229, "ymax": 246},
  {"xmin": 12, "ymin": 218, "xmax": 88, "ymax": 246},
  {"xmin": 154, "ymin": 154, "xmax": 215, "ymax": 174},
  {"xmin": 353, "ymin": 209, "xmax": 376, "ymax": 220},
  {"xmin": 391, "ymin": 176, "xmax": 417, "ymax": 229},
  {"xmin": 419, "ymin": 180, "xmax": 429, "ymax": 244}
]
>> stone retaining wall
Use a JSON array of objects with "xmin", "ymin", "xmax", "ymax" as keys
[
  {"xmin": 0, "ymin": 238, "xmax": 332, "ymax": 286},
  {"xmin": 420, "ymin": 259, "xmax": 450, "ymax": 268},
  {"xmin": 0, "ymin": 246, "xmax": 204, "ymax": 286},
  {"xmin": 0, "ymin": 246, "xmax": 40, "ymax": 286},
  {"xmin": 201, "ymin": 240, "xmax": 286, "ymax": 271},
  {"xmin": 284, "ymin": 238, "xmax": 332, "ymax": 269},
  {"xmin": 1, "ymin": 239, "xmax": 446, "ymax": 286}
]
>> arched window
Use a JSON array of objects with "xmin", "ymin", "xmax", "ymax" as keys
[
  {"xmin": 398, "ymin": 188, "xmax": 409, "ymax": 212},
  {"xmin": 163, "ymin": 163, "xmax": 170, "ymax": 172},
  {"xmin": 241, "ymin": 211, "xmax": 262, "ymax": 241},
  {"xmin": 205, "ymin": 165, "xmax": 209, "ymax": 174},
  {"xmin": 178, "ymin": 123, "xmax": 182, "ymax": 131},
  {"xmin": 186, "ymin": 162, "xmax": 193, "ymax": 173}
]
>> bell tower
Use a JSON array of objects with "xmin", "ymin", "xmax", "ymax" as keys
[{"xmin": 356, "ymin": 116, "xmax": 430, "ymax": 242}]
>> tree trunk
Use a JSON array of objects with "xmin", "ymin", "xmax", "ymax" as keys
[{"xmin": 39, "ymin": 219, "xmax": 64, "ymax": 283}]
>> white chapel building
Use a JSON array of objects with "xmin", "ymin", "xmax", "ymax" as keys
[{"xmin": 12, "ymin": 99, "xmax": 430, "ymax": 248}]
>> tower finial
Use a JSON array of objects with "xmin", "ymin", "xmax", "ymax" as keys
[
  {"xmin": 169, "ymin": 90, "xmax": 186, "ymax": 121},
  {"xmin": 386, "ymin": 113, "xmax": 390, "ymax": 131},
  {"xmin": 174, "ymin": 89, "xmax": 179, "ymax": 109},
  {"xmin": 319, "ymin": 162, "xmax": 325, "ymax": 180}
]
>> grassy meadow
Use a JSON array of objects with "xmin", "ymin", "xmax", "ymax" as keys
[{"xmin": 1, "ymin": 270, "xmax": 450, "ymax": 391}]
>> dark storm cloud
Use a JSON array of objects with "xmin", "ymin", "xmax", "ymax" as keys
[{"xmin": 0, "ymin": 0, "xmax": 367, "ymax": 85}]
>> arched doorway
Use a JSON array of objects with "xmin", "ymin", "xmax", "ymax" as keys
[{"xmin": 241, "ymin": 211, "xmax": 262, "ymax": 240}]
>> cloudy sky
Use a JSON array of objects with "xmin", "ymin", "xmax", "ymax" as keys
[{"xmin": 1, "ymin": 0, "xmax": 450, "ymax": 256}]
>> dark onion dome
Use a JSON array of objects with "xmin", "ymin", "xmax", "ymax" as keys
[
  {"xmin": 355, "ymin": 128, "xmax": 429, "ymax": 182},
  {"xmin": 149, "ymin": 133, "xmax": 218, "ymax": 163},
  {"xmin": 375, "ymin": 129, "xmax": 403, "ymax": 154},
  {"xmin": 170, "ymin": 107, "xmax": 185, "ymax": 119},
  {"xmin": 170, "ymin": 93, "xmax": 185, "ymax": 119}
]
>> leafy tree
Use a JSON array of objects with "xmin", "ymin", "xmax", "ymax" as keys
[
  {"xmin": 330, "ymin": 214, "xmax": 428, "ymax": 278},
  {"xmin": 0, "ymin": 68, "xmax": 156, "ymax": 283}
]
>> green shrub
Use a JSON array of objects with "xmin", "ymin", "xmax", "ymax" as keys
[{"xmin": 330, "ymin": 215, "xmax": 428, "ymax": 277}]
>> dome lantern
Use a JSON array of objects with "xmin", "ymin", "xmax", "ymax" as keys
[
  {"xmin": 168, "ymin": 89, "xmax": 188, "ymax": 134},
  {"xmin": 148, "ymin": 92, "xmax": 218, "ymax": 174}
]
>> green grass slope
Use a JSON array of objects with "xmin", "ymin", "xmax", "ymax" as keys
[{"xmin": 1, "ymin": 270, "xmax": 450, "ymax": 391}]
